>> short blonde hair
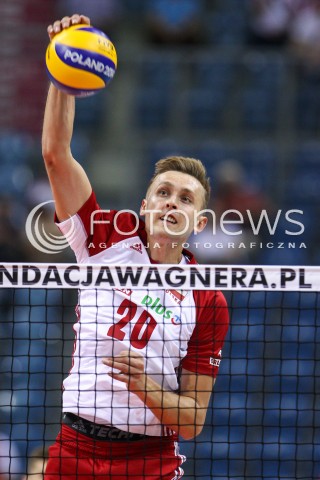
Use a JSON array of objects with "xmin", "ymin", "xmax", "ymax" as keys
[{"xmin": 148, "ymin": 156, "xmax": 211, "ymax": 208}]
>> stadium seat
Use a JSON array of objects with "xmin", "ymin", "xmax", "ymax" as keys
[
  {"xmin": 243, "ymin": 54, "xmax": 285, "ymax": 90},
  {"xmin": 0, "ymin": 164, "xmax": 33, "ymax": 197},
  {"xmin": 0, "ymin": 132, "xmax": 34, "ymax": 165},
  {"xmin": 284, "ymin": 172, "xmax": 320, "ymax": 207},
  {"xmin": 295, "ymin": 84, "xmax": 320, "ymax": 132},
  {"xmin": 295, "ymin": 139, "xmax": 320, "ymax": 165},
  {"xmin": 146, "ymin": 139, "xmax": 194, "ymax": 164},
  {"xmin": 0, "ymin": 132, "xmax": 35, "ymax": 195},
  {"xmin": 257, "ymin": 246, "xmax": 308, "ymax": 265},
  {"xmin": 209, "ymin": 407, "xmax": 230, "ymax": 427},
  {"xmin": 211, "ymin": 460, "xmax": 231, "ymax": 477},
  {"xmin": 139, "ymin": 56, "xmax": 177, "ymax": 89},
  {"xmin": 284, "ymin": 142, "xmax": 320, "ymax": 206},
  {"xmin": 10, "ymin": 423, "xmax": 46, "ymax": 453},
  {"xmin": 196, "ymin": 140, "xmax": 235, "ymax": 171},
  {"xmin": 239, "ymin": 87, "xmax": 278, "ymax": 132},
  {"xmin": 228, "ymin": 323, "xmax": 248, "ymax": 342},
  {"xmin": 237, "ymin": 141, "xmax": 278, "ymax": 191},
  {"xmin": 134, "ymin": 87, "xmax": 172, "ymax": 129},
  {"xmin": 185, "ymin": 87, "xmax": 226, "ymax": 130},
  {"xmin": 282, "ymin": 324, "xmax": 316, "ymax": 344},
  {"xmin": 179, "ymin": 440, "xmax": 213, "ymax": 479},
  {"xmin": 74, "ymin": 95, "xmax": 107, "ymax": 132},
  {"xmin": 9, "ymin": 389, "xmax": 46, "ymax": 423},
  {"xmin": 190, "ymin": 57, "xmax": 236, "ymax": 91},
  {"xmin": 205, "ymin": 10, "xmax": 246, "ymax": 45}
]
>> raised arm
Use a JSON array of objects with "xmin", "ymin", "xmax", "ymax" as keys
[{"xmin": 42, "ymin": 15, "xmax": 92, "ymax": 221}]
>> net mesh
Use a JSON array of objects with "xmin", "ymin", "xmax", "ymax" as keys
[{"xmin": 0, "ymin": 263, "xmax": 319, "ymax": 479}]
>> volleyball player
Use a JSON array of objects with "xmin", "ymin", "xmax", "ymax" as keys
[{"xmin": 43, "ymin": 14, "xmax": 229, "ymax": 480}]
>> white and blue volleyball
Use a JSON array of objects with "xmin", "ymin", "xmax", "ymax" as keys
[{"xmin": 45, "ymin": 24, "xmax": 117, "ymax": 97}]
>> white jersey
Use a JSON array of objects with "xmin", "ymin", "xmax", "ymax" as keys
[{"xmin": 57, "ymin": 191, "xmax": 229, "ymax": 436}]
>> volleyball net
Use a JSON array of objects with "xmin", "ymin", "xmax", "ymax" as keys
[{"xmin": 0, "ymin": 263, "xmax": 319, "ymax": 479}]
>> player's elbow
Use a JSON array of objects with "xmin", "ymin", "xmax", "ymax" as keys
[
  {"xmin": 42, "ymin": 140, "xmax": 59, "ymax": 169},
  {"xmin": 42, "ymin": 147, "xmax": 56, "ymax": 171},
  {"xmin": 42, "ymin": 128, "xmax": 72, "ymax": 163},
  {"xmin": 177, "ymin": 401, "xmax": 207, "ymax": 439},
  {"xmin": 42, "ymin": 141, "xmax": 71, "ymax": 172},
  {"xmin": 179, "ymin": 423, "xmax": 204, "ymax": 440}
]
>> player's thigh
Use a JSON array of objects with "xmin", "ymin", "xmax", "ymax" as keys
[
  {"xmin": 122, "ymin": 454, "xmax": 184, "ymax": 480},
  {"xmin": 45, "ymin": 441, "xmax": 185, "ymax": 480},
  {"xmin": 44, "ymin": 442, "xmax": 96, "ymax": 480}
]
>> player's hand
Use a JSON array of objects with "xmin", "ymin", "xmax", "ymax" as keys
[
  {"xmin": 102, "ymin": 350, "xmax": 147, "ymax": 393},
  {"xmin": 47, "ymin": 14, "xmax": 91, "ymax": 41}
]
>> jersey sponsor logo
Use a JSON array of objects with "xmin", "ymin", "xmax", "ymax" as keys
[
  {"xmin": 130, "ymin": 243, "xmax": 143, "ymax": 254},
  {"xmin": 142, "ymin": 294, "xmax": 181, "ymax": 325},
  {"xmin": 171, "ymin": 314, "xmax": 182, "ymax": 325},
  {"xmin": 165, "ymin": 289, "xmax": 186, "ymax": 305},
  {"xmin": 210, "ymin": 357, "xmax": 221, "ymax": 367}
]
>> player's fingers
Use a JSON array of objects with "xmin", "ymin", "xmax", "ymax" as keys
[
  {"xmin": 108, "ymin": 371, "xmax": 129, "ymax": 384},
  {"xmin": 103, "ymin": 359, "xmax": 142, "ymax": 374},
  {"xmin": 47, "ymin": 19, "xmax": 67, "ymax": 40},
  {"xmin": 47, "ymin": 25, "xmax": 54, "ymax": 40},
  {"xmin": 117, "ymin": 355, "xmax": 145, "ymax": 371},
  {"xmin": 108, "ymin": 372, "xmax": 145, "ymax": 394},
  {"xmin": 110, "ymin": 359, "xmax": 143, "ymax": 374},
  {"xmin": 70, "ymin": 14, "xmax": 91, "ymax": 26},
  {"xmin": 115, "ymin": 350, "xmax": 144, "ymax": 366},
  {"xmin": 47, "ymin": 21, "xmax": 59, "ymax": 40},
  {"xmin": 61, "ymin": 16, "xmax": 73, "ymax": 28},
  {"xmin": 119, "ymin": 350, "xmax": 145, "ymax": 361},
  {"xmin": 79, "ymin": 14, "xmax": 91, "ymax": 25},
  {"xmin": 47, "ymin": 14, "xmax": 90, "ymax": 41}
]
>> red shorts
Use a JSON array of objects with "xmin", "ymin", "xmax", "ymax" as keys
[{"xmin": 44, "ymin": 425, "xmax": 185, "ymax": 480}]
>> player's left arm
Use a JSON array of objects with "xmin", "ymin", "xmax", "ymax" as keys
[
  {"xmin": 103, "ymin": 352, "xmax": 215, "ymax": 440},
  {"xmin": 176, "ymin": 367, "xmax": 216, "ymax": 438}
]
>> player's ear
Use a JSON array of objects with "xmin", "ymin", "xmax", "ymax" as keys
[
  {"xmin": 194, "ymin": 214, "xmax": 208, "ymax": 234},
  {"xmin": 140, "ymin": 199, "xmax": 147, "ymax": 216}
]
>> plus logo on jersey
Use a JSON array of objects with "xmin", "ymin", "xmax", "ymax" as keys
[
  {"xmin": 141, "ymin": 294, "xmax": 181, "ymax": 325},
  {"xmin": 171, "ymin": 314, "xmax": 182, "ymax": 325}
]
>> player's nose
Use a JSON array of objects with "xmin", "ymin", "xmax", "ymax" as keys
[{"xmin": 166, "ymin": 197, "xmax": 178, "ymax": 209}]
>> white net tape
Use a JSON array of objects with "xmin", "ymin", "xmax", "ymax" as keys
[{"xmin": 0, "ymin": 263, "xmax": 319, "ymax": 291}]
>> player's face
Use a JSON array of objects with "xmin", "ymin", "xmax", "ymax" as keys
[{"xmin": 140, "ymin": 171, "xmax": 207, "ymax": 242}]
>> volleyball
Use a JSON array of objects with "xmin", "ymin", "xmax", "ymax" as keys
[{"xmin": 45, "ymin": 24, "xmax": 117, "ymax": 97}]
